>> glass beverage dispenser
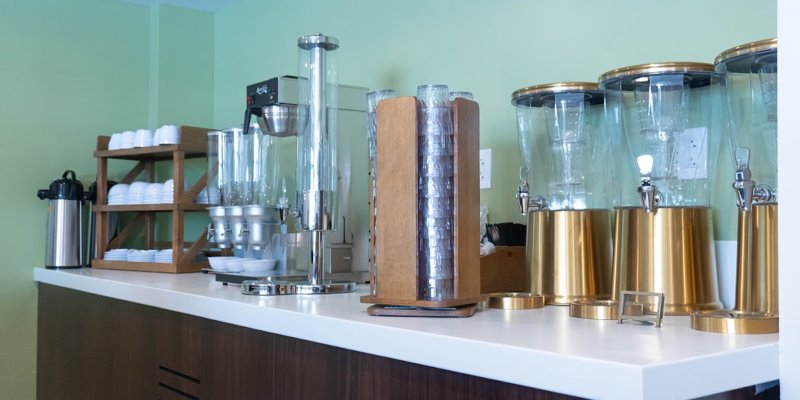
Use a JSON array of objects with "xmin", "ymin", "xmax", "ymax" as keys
[
  {"xmin": 512, "ymin": 83, "xmax": 612, "ymax": 305},
  {"xmin": 692, "ymin": 39, "xmax": 778, "ymax": 334},
  {"xmin": 600, "ymin": 63, "xmax": 723, "ymax": 315}
]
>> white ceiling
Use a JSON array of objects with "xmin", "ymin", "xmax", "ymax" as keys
[{"xmin": 122, "ymin": 0, "xmax": 240, "ymax": 12}]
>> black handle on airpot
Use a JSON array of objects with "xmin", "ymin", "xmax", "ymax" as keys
[{"xmin": 36, "ymin": 170, "xmax": 84, "ymax": 201}]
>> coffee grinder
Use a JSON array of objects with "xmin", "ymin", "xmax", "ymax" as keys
[
  {"xmin": 600, "ymin": 63, "xmax": 723, "ymax": 315},
  {"xmin": 511, "ymin": 83, "xmax": 612, "ymax": 306},
  {"xmin": 692, "ymin": 39, "xmax": 779, "ymax": 334}
]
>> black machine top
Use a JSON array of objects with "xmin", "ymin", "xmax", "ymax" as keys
[{"xmin": 37, "ymin": 170, "xmax": 84, "ymax": 201}]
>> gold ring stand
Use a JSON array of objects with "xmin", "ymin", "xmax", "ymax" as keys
[
  {"xmin": 484, "ymin": 292, "xmax": 545, "ymax": 310},
  {"xmin": 527, "ymin": 210, "xmax": 612, "ymax": 305},
  {"xmin": 569, "ymin": 300, "xmax": 645, "ymax": 320},
  {"xmin": 613, "ymin": 207, "xmax": 722, "ymax": 315},
  {"xmin": 691, "ymin": 204, "xmax": 778, "ymax": 334}
]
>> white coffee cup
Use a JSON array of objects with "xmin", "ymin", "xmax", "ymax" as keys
[
  {"xmin": 158, "ymin": 125, "xmax": 180, "ymax": 145},
  {"xmin": 134, "ymin": 129, "xmax": 153, "ymax": 147},
  {"xmin": 108, "ymin": 133, "xmax": 122, "ymax": 150},
  {"xmin": 120, "ymin": 130, "xmax": 136, "ymax": 149}
]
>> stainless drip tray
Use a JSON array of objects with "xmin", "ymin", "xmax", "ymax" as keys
[{"xmin": 202, "ymin": 269, "xmax": 368, "ymax": 286}]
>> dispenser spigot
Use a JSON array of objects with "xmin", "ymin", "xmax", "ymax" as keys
[
  {"xmin": 516, "ymin": 180, "xmax": 530, "ymax": 216},
  {"xmin": 732, "ymin": 147, "xmax": 773, "ymax": 211},
  {"xmin": 278, "ymin": 177, "xmax": 291, "ymax": 225},
  {"xmin": 515, "ymin": 166, "xmax": 545, "ymax": 215},
  {"xmin": 207, "ymin": 223, "xmax": 214, "ymax": 241},
  {"xmin": 637, "ymin": 155, "xmax": 661, "ymax": 213}
]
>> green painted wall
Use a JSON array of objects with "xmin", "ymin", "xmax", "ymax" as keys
[
  {"xmin": 213, "ymin": 0, "xmax": 776, "ymax": 239},
  {"xmin": 0, "ymin": 1, "xmax": 213, "ymax": 398}
]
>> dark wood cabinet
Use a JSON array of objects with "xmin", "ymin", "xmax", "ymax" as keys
[{"xmin": 37, "ymin": 284, "xmax": 761, "ymax": 400}]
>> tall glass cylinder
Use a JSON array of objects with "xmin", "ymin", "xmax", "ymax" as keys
[
  {"xmin": 417, "ymin": 84, "xmax": 454, "ymax": 301},
  {"xmin": 600, "ymin": 63, "xmax": 721, "ymax": 209},
  {"xmin": 513, "ymin": 83, "xmax": 609, "ymax": 211},
  {"xmin": 600, "ymin": 63, "xmax": 723, "ymax": 315},
  {"xmin": 217, "ymin": 129, "xmax": 236, "ymax": 207},
  {"xmin": 296, "ymin": 33, "xmax": 339, "ymax": 231},
  {"xmin": 224, "ymin": 127, "xmax": 253, "ymax": 207},
  {"xmin": 207, "ymin": 131, "xmax": 224, "ymax": 205},
  {"xmin": 249, "ymin": 123, "xmax": 280, "ymax": 207}
]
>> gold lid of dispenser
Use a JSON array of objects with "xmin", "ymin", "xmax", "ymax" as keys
[
  {"xmin": 511, "ymin": 82, "xmax": 604, "ymax": 107},
  {"xmin": 484, "ymin": 292, "xmax": 545, "ymax": 310},
  {"xmin": 715, "ymin": 38, "xmax": 777, "ymax": 69},
  {"xmin": 691, "ymin": 310, "xmax": 778, "ymax": 335},
  {"xmin": 598, "ymin": 62, "xmax": 716, "ymax": 89},
  {"xmin": 569, "ymin": 300, "xmax": 645, "ymax": 320}
]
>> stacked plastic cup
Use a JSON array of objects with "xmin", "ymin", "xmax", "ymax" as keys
[
  {"xmin": 417, "ymin": 84, "xmax": 455, "ymax": 301},
  {"xmin": 366, "ymin": 89, "xmax": 397, "ymax": 296}
]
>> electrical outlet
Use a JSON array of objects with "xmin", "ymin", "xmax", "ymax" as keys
[{"xmin": 479, "ymin": 149, "xmax": 492, "ymax": 189}]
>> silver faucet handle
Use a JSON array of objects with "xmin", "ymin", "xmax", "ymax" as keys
[
  {"xmin": 636, "ymin": 155, "xmax": 659, "ymax": 212},
  {"xmin": 637, "ymin": 155, "xmax": 654, "ymax": 183},
  {"xmin": 734, "ymin": 147, "xmax": 753, "ymax": 181},
  {"xmin": 734, "ymin": 147, "xmax": 750, "ymax": 171}
]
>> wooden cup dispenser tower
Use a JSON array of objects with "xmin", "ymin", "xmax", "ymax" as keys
[{"xmin": 361, "ymin": 87, "xmax": 481, "ymax": 316}]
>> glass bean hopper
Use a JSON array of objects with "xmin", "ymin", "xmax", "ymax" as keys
[
  {"xmin": 692, "ymin": 39, "xmax": 779, "ymax": 334},
  {"xmin": 512, "ymin": 82, "xmax": 612, "ymax": 305},
  {"xmin": 600, "ymin": 63, "xmax": 723, "ymax": 315}
]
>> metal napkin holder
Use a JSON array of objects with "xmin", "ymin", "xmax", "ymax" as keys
[{"xmin": 617, "ymin": 290, "xmax": 666, "ymax": 328}]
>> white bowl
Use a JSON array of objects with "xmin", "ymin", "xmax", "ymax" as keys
[
  {"xmin": 225, "ymin": 257, "xmax": 253, "ymax": 273},
  {"xmin": 145, "ymin": 182, "xmax": 162, "ymax": 198},
  {"xmin": 242, "ymin": 259, "xmax": 276, "ymax": 274},
  {"xmin": 128, "ymin": 181, "xmax": 149, "ymax": 197},
  {"xmin": 108, "ymin": 183, "xmax": 129, "ymax": 199},
  {"xmin": 207, "ymin": 256, "xmax": 232, "ymax": 271}
]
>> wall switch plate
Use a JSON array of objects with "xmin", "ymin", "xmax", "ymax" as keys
[{"xmin": 479, "ymin": 149, "xmax": 492, "ymax": 189}]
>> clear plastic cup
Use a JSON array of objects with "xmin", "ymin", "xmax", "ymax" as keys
[
  {"xmin": 418, "ymin": 176, "xmax": 453, "ymax": 197},
  {"xmin": 419, "ymin": 135, "xmax": 453, "ymax": 156}
]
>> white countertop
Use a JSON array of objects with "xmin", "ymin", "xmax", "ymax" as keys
[{"xmin": 33, "ymin": 267, "xmax": 779, "ymax": 400}]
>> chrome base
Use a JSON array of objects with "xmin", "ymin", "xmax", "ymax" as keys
[
  {"xmin": 295, "ymin": 281, "xmax": 356, "ymax": 294},
  {"xmin": 241, "ymin": 280, "xmax": 297, "ymax": 296}
]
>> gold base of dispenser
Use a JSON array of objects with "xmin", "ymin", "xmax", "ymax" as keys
[
  {"xmin": 689, "ymin": 204, "xmax": 779, "ymax": 335},
  {"xmin": 690, "ymin": 310, "xmax": 778, "ymax": 334},
  {"xmin": 527, "ymin": 209, "xmax": 612, "ymax": 305},
  {"xmin": 613, "ymin": 207, "xmax": 722, "ymax": 315},
  {"xmin": 735, "ymin": 203, "xmax": 778, "ymax": 314}
]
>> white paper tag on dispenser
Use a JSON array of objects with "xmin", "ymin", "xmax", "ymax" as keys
[{"xmin": 676, "ymin": 127, "xmax": 707, "ymax": 180}]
